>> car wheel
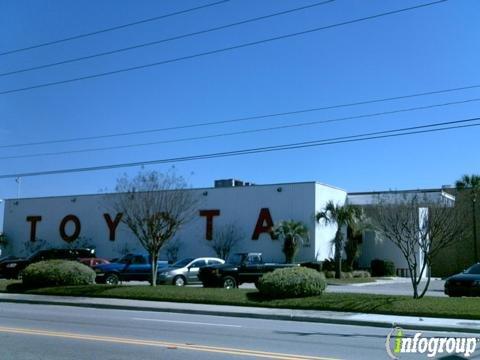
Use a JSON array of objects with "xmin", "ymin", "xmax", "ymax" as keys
[
  {"xmin": 222, "ymin": 276, "xmax": 237, "ymax": 289},
  {"xmin": 105, "ymin": 273, "xmax": 120, "ymax": 285},
  {"xmin": 173, "ymin": 275, "xmax": 186, "ymax": 287}
]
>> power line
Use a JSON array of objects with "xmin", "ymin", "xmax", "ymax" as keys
[
  {"xmin": 0, "ymin": 0, "xmax": 230, "ymax": 57},
  {"xmin": 0, "ymin": 0, "xmax": 447, "ymax": 96},
  {"xmin": 1, "ymin": 97, "xmax": 479, "ymax": 160},
  {"xmin": 0, "ymin": 82, "xmax": 477, "ymax": 149},
  {"xmin": 0, "ymin": 116, "xmax": 477, "ymax": 179},
  {"xmin": 0, "ymin": 0, "xmax": 335, "ymax": 77}
]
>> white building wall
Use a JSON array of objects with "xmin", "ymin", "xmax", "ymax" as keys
[{"xmin": 3, "ymin": 182, "xmax": 339, "ymax": 263}]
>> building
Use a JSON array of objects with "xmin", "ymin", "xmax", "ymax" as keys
[{"xmin": 0, "ymin": 180, "xmax": 454, "ymax": 275}]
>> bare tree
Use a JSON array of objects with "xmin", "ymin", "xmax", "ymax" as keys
[
  {"xmin": 209, "ymin": 224, "xmax": 243, "ymax": 260},
  {"xmin": 111, "ymin": 169, "xmax": 198, "ymax": 286},
  {"xmin": 164, "ymin": 238, "xmax": 182, "ymax": 263},
  {"xmin": 368, "ymin": 193, "xmax": 464, "ymax": 298}
]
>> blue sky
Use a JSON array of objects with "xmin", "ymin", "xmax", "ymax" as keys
[{"xmin": 0, "ymin": 0, "xmax": 479, "ymax": 216}]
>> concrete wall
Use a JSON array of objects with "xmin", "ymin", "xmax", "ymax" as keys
[{"xmin": 3, "ymin": 182, "xmax": 345, "ymax": 263}]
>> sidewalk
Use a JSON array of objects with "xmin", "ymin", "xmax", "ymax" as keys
[{"xmin": 0, "ymin": 292, "xmax": 479, "ymax": 334}]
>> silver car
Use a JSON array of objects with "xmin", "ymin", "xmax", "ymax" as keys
[{"xmin": 157, "ymin": 257, "xmax": 225, "ymax": 286}]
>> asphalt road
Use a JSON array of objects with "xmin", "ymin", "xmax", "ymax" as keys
[{"xmin": 0, "ymin": 302, "xmax": 478, "ymax": 359}]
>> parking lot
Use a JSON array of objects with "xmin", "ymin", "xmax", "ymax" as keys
[
  {"xmin": 325, "ymin": 278, "xmax": 446, "ymax": 297},
  {"xmin": 127, "ymin": 277, "xmax": 447, "ymax": 297}
]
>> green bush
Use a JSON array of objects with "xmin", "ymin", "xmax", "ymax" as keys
[
  {"xmin": 353, "ymin": 270, "xmax": 371, "ymax": 278},
  {"xmin": 22, "ymin": 260, "xmax": 96, "ymax": 288},
  {"xmin": 257, "ymin": 267, "xmax": 326, "ymax": 299},
  {"xmin": 370, "ymin": 259, "xmax": 396, "ymax": 277},
  {"xmin": 324, "ymin": 271, "xmax": 336, "ymax": 278}
]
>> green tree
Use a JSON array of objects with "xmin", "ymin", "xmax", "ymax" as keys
[
  {"xmin": 273, "ymin": 220, "xmax": 309, "ymax": 263},
  {"xmin": 455, "ymin": 174, "xmax": 480, "ymax": 263},
  {"xmin": 316, "ymin": 201, "xmax": 363, "ymax": 279}
]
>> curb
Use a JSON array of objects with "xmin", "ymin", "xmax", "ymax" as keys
[{"xmin": 1, "ymin": 296, "xmax": 479, "ymax": 334}]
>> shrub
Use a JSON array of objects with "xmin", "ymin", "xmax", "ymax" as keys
[
  {"xmin": 257, "ymin": 267, "xmax": 326, "ymax": 299},
  {"xmin": 370, "ymin": 259, "xmax": 396, "ymax": 277},
  {"xmin": 324, "ymin": 271, "xmax": 336, "ymax": 278},
  {"xmin": 22, "ymin": 260, "xmax": 96, "ymax": 288},
  {"xmin": 352, "ymin": 270, "xmax": 371, "ymax": 278}
]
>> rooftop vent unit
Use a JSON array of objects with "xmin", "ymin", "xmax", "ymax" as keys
[{"xmin": 214, "ymin": 179, "xmax": 254, "ymax": 188}]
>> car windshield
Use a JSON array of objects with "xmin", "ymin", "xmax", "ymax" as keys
[
  {"xmin": 227, "ymin": 254, "xmax": 246, "ymax": 265},
  {"xmin": 172, "ymin": 258, "xmax": 195, "ymax": 268},
  {"xmin": 465, "ymin": 264, "xmax": 480, "ymax": 274},
  {"xmin": 117, "ymin": 255, "xmax": 134, "ymax": 264}
]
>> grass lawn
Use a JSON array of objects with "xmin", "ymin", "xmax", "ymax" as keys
[{"xmin": 1, "ymin": 279, "xmax": 479, "ymax": 320}]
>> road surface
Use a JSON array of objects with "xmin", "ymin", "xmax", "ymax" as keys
[{"xmin": 0, "ymin": 302, "xmax": 477, "ymax": 359}]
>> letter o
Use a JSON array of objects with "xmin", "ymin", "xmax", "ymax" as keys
[
  {"xmin": 59, "ymin": 215, "xmax": 81, "ymax": 243},
  {"xmin": 417, "ymin": 338, "xmax": 428, "ymax": 353}
]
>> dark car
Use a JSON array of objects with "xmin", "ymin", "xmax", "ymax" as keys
[
  {"xmin": 198, "ymin": 252, "xmax": 298, "ymax": 289},
  {"xmin": 94, "ymin": 253, "xmax": 168, "ymax": 285},
  {"xmin": 0, "ymin": 248, "xmax": 95, "ymax": 279},
  {"xmin": 444, "ymin": 263, "xmax": 480, "ymax": 297}
]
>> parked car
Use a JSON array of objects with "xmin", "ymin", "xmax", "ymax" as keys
[
  {"xmin": 78, "ymin": 257, "xmax": 110, "ymax": 268},
  {"xmin": 94, "ymin": 253, "xmax": 168, "ymax": 285},
  {"xmin": 157, "ymin": 257, "xmax": 224, "ymax": 286},
  {"xmin": 198, "ymin": 252, "xmax": 298, "ymax": 289},
  {"xmin": 0, "ymin": 248, "xmax": 95, "ymax": 279},
  {"xmin": 444, "ymin": 263, "xmax": 480, "ymax": 297}
]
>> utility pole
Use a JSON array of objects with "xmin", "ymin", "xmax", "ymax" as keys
[
  {"xmin": 472, "ymin": 192, "xmax": 478, "ymax": 263},
  {"xmin": 15, "ymin": 177, "xmax": 21, "ymax": 199}
]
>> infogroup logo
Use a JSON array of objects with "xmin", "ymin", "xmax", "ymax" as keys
[{"xmin": 385, "ymin": 327, "xmax": 478, "ymax": 359}]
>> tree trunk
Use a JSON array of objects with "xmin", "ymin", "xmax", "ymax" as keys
[
  {"xmin": 407, "ymin": 263, "xmax": 418, "ymax": 299},
  {"xmin": 151, "ymin": 251, "xmax": 158, "ymax": 287},
  {"xmin": 418, "ymin": 269, "xmax": 431, "ymax": 299},
  {"xmin": 334, "ymin": 231, "xmax": 342, "ymax": 279}
]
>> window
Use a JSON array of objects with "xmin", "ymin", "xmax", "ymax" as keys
[
  {"xmin": 118, "ymin": 254, "xmax": 134, "ymax": 264},
  {"xmin": 191, "ymin": 260, "xmax": 207, "ymax": 268},
  {"xmin": 467, "ymin": 264, "xmax": 480, "ymax": 274},
  {"xmin": 208, "ymin": 259, "xmax": 222, "ymax": 265},
  {"xmin": 132, "ymin": 256, "xmax": 147, "ymax": 264},
  {"xmin": 248, "ymin": 254, "xmax": 262, "ymax": 264}
]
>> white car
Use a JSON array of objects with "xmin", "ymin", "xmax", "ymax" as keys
[{"xmin": 157, "ymin": 257, "xmax": 225, "ymax": 286}]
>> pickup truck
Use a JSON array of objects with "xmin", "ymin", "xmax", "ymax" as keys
[
  {"xmin": 94, "ymin": 253, "xmax": 168, "ymax": 285},
  {"xmin": 198, "ymin": 252, "xmax": 298, "ymax": 289}
]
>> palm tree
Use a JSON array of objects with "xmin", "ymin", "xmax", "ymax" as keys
[
  {"xmin": 455, "ymin": 174, "xmax": 480, "ymax": 263},
  {"xmin": 316, "ymin": 201, "xmax": 363, "ymax": 279},
  {"xmin": 273, "ymin": 220, "xmax": 309, "ymax": 263}
]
